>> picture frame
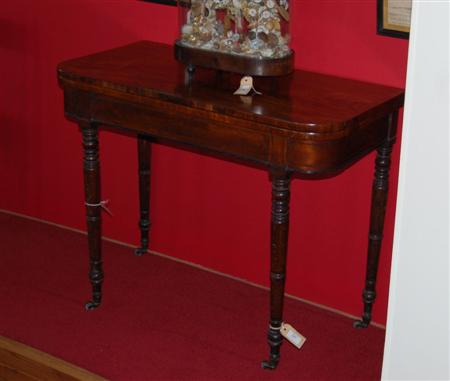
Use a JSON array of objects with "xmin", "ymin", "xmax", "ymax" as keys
[
  {"xmin": 377, "ymin": 0, "xmax": 411, "ymax": 39},
  {"xmin": 141, "ymin": 0, "xmax": 176, "ymax": 6}
]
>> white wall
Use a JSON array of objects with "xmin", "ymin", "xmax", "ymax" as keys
[{"xmin": 381, "ymin": 1, "xmax": 450, "ymax": 380}]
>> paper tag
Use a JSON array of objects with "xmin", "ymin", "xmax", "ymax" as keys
[
  {"xmin": 280, "ymin": 323, "xmax": 306, "ymax": 349},
  {"xmin": 234, "ymin": 76, "xmax": 262, "ymax": 96}
]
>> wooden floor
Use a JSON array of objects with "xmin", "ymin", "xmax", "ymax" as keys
[{"xmin": 0, "ymin": 336, "xmax": 107, "ymax": 381}]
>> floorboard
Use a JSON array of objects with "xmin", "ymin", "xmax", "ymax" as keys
[{"xmin": 0, "ymin": 336, "xmax": 107, "ymax": 381}]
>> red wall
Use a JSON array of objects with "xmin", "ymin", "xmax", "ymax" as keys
[{"xmin": 0, "ymin": 0, "xmax": 408, "ymax": 324}]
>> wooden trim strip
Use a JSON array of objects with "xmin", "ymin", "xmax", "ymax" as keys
[{"xmin": 0, "ymin": 336, "xmax": 108, "ymax": 381}]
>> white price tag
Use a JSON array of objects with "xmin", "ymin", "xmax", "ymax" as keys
[
  {"xmin": 280, "ymin": 322, "xmax": 306, "ymax": 349},
  {"xmin": 234, "ymin": 76, "xmax": 262, "ymax": 96}
]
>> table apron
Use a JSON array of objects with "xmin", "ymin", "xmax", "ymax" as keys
[
  {"xmin": 63, "ymin": 90, "xmax": 390, "ymax": 176},
  {"xmin": 286, "ymin": 116, "xmax": 389, "ymax": 175}
]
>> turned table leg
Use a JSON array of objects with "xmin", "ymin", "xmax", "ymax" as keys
[
  {"xmin": 80, "ymin": 122, "xmax": 104, "ymax": 311},
  {"xmin": 135, "ymin": 135, "xmax": 152, "ymax": 256},
  {"xmin": 354, "ymin": 112, "xmax": 398, "ymax": 328},
  {"xmin": 262, "ymin": 170, "xmax": 291, "ymax": 370}
]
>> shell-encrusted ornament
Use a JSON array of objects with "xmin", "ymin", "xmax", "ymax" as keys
[
  {"xmin": 276, "ymin": 2, "xmax": 290, "ymax": 21},
  {"xmin": 257, "ymin": 31, "xmax": 269, "ymax": 43},
  {"xmin": 261, "ymin": 48, "xmax": 274, "ymax": 57},
  {"xmin": 212, "ymin": 0, "xmax": 231, "ymax": 9},
  {"xmin": 181, "ymin": 24, "xmax": 193, "ymax": 36},
  {"xmin": 180, "ymin": 0, "xmax": 290, "ymax": 59},
  {"xmin": 267, "ymin": 32, "xmax": 278, "ymax": 46},
  {"xmin": 232, "ymin": 0, "xmax": 242, "ymax": 9},
  {"xmin": 246, "ymin": 7, "xmax": 257, "ymax": 19}
]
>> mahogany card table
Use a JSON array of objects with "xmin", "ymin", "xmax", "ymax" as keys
[{"xmin": 57, "ymin": 41, "xmax": 404, "ymax": 369}]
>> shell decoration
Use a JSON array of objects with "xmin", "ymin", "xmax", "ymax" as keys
[{"xmin": 180, "ymin": 0, "xmax": 290, "ymax": 59}]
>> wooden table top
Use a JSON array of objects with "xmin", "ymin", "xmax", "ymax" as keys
[{"xmin": 58, "ymin": 41, "xmax": 404, "ymax": 135}]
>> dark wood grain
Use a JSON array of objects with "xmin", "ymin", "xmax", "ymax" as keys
[
  {"xmin": 354, "ymin": 111, "xmax": 398, "ymax": 328},
  {"xmin": 58, "ymin": 42, "xmax": 403, "ymax": 135},
  {"xmin": 57, "ymin": 41, "xmax": 404, "ymax": 369},
  {"xmin": 0, "ymin": 336, "xmax": 107, "ymax": 381},
  {"xmin": 174, "ymin": 41, "xmax": 295, "ymax": 77},
  {"xmin": 262, "ymin": 170, "xmax": 291, "ymax": 370},
  {"xmin": 135, "ymin": 135, "xmax": 152, "ymax": 256},
  {"xmin": 80, "ymin": 122, "xmax": 104, "ymax": 311}
]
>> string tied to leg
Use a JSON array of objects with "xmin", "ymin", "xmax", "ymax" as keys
[{"xmin": 85, "ymin": 200, "xmax": 113, "ymax": 216}]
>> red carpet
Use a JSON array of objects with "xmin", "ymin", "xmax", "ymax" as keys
[{"xmin": 0, "ymin": 212, "xmax": 385, "ymax": 380}]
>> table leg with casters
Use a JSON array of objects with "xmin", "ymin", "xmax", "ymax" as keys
[
  {"xmin": 262, "ymin": 170, "xmax": 291, "ymax": 370},
  {"xmin": 135, "ymin": 135, "xmax": 152, "ymax": 256},
  {"xmin": 80, "ymin": 122, "xmax": 104, "ymax": 311},
  {"xmin": 354, "ymin": 112, "xmax": 398, "ymax": 328}
]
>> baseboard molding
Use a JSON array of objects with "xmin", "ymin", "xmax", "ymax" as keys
[
  {"xmin": 0, "ymin": 208, "xmax": 385, "ymax": 329},
  {"xmin": 0, "ymin": 335, "xmax": 107, "ymax": 381}
]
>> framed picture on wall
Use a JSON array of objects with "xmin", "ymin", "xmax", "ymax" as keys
[
  {"xmin": 141, "ymin": 0, "xmax": 176, "ymax": 5},
  {"xmin": 377, "ymin": 0, "xmax": 411, "ymax": 39}
]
